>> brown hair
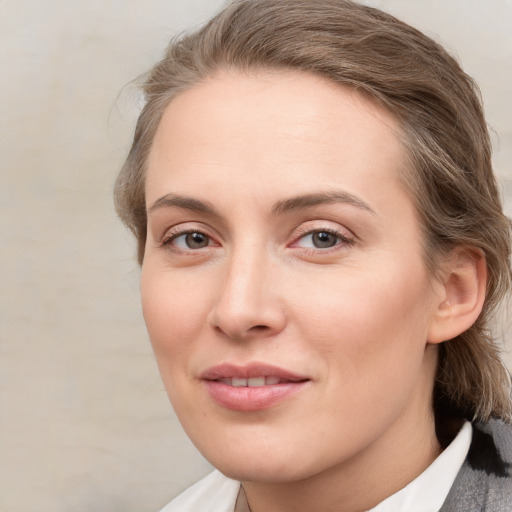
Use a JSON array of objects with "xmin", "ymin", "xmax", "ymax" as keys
[{"xmin": 114, "ymin": 0, "xmax": 512, "ymax": 422}]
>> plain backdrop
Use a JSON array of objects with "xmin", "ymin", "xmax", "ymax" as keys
[{"xmin": 1, "ymin": 1, "xmax": 511, "ymax": 511}]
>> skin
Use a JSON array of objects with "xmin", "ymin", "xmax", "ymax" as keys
[{"xmin": 141, "ymin": 70, "xmax": 462, "ymax": 512}]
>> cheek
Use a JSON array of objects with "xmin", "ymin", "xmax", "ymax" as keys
[
  {"xmin": 288, "ymin": 267, "xmax": 435, "ymax": 448},
  {"xmin": 291, "ymin": 262, "xmax": 433, "ymax": 376},
  {"xmin": 140, "ymin": 267, "xmax": 215, "ymax": 422},
  {"xmin": 140, "ymin": 266, "xmax": 208, "ymax": 365}
]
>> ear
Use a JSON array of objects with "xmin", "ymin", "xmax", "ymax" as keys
[{"xmin": 427, "ymin": 247, "xmax": 487, "ymax": 344}]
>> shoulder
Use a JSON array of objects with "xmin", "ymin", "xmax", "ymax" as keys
[
  {"xmin": 159, "ymin": 470, "xmax": 240, "ymax": 512},
  {"xmin": 467, "ymin": 418, "xmax": 512, "ymax": 476},
  {"xmin": 440, "ymin": 419, "xmax": 512, "ymax": 512}
]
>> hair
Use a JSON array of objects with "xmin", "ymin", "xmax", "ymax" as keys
[{"xmin": 114, "ymin": 0, "xmax": 512, "ymax": 423}]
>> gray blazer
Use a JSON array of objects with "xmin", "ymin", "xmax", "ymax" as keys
[{"xmin": 440, "ymin": 419, "xmax": 512, "ymax": 511}]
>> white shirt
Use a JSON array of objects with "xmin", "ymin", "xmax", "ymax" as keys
[
  {"xmin": 160, "ymin": 421, "xmax": 472, "ymax": 512},
  {"xmin": 368, "ymin": 421, "xmax": 472, "ymax": 512}
]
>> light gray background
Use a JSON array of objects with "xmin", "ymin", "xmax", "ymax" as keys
[{"xmin": 1, "ymin": 1, "xmax": 511, "ymax": 511}]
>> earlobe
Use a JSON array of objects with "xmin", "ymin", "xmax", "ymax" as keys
[{"xmin": 427, "ymin": 247, "xmax": 487, "ymax": 344}]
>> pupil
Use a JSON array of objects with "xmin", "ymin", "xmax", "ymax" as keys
[
  {"xmin": 313, "ymin": 231, "xmax": 336, "ymax": 248},
  {"xmin": 186, "ymin": 232, "xmax": 208, "ymax": 248}
]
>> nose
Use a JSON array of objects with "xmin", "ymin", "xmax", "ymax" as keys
[{"xmin": 207, "ymin": 249, "xmax": 287, "ymax": 341}]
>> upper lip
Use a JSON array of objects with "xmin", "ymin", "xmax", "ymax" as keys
[{"xmin": 199, "ymin": 362, "xmax": 309, "ymax": 382}]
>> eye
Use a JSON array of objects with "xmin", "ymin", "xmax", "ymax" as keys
[
  {"xmin": 301, "ymin": 231, "xmax": 339, "ymax": 249},
  {"xmin": 164, "ymin": 230, "xmax": 214, "ymax": 250},
  {"xmin": 292, "ymin": 228, "xmax": 354, "ymax": 250}
]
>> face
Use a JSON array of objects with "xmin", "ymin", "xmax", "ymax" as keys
[{"xmin": 141, "ymin": 71, "xmax": 443, "ymax": 483}]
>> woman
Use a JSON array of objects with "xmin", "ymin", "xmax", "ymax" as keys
[{"xmin": 114, "ymin": 0, "xmax": 512, "ymax": 510}]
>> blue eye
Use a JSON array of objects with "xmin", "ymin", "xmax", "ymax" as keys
[{"xmin": 169, "ymin": 231, "xmax": 212, "ymax": 249}]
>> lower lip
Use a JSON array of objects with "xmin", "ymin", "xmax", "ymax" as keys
[{"xmin": 203, "ymin": 381, "xmax": 308, "ymax": 411}]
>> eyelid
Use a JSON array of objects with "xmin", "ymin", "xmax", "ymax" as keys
[
  {"xmin": 158, "ymin": 220, "xmax": 355, "ymax": 253},
  {"xmin": 161, "ymin": 222, "xmax": 220, "ymax": 249},
  {"xmin": 289, "ymin": 222, "xmax": 356, "ymax": 250}
]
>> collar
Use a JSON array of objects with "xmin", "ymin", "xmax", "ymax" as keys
[{"xmin": 368, "ymin": 421, "xmax": 472, "ymax": 512}]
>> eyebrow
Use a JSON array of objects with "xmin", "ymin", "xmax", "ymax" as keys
[
  {"xmin": 272, "ymin": 191, "xmax": 376, "ymax": 216},
  {"xmin": 148, "ymin": 194, "xmax": 215, "ymax": 215},
  {"xmin": 148, "ymin": 190, "xmax": 376, "ymax": 217}
]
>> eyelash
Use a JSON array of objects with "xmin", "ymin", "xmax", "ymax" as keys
[
  {"xmin": 161, "ymin": 227, "xmax": 217, "ymax": 252},
  {"xmin": 290, "ymin": 227, "xmax": 355, "ymax": 252},
  {"xmin": 160, "ymin": 226, "xmax": 355, "ymax": 254}
]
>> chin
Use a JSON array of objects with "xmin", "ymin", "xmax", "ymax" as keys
[
  {"xmin": 194, "ymin": 433, "xmax": 329, "ymax": 484},
  {"xmin": 213, "ymin": 457, "xmax": 311, "ymax": 484}
]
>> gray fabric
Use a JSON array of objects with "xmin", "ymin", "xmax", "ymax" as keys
[{"xmin": 439, "ymin": 420, "xmax": 512, "ymax": 512}]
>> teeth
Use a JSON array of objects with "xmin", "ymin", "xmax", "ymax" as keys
[
  {"xmin": 248, "ymin": 377, "xmax": 265, "ymax": 387},
  {"xmin": 219, "ymin": 377, "xmax": 282, "ymax": 387},
  {"xmin": 232, "ymin": 378, "xmax": 247, "ymax": 387}
]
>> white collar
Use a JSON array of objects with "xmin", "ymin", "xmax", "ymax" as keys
[{"xmin": 368, "ymin": 421, "xmax": 472, "ymax": 512}]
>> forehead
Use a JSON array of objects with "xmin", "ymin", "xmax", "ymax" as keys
[{"xmin": 146, "ymin": 70, "xmax": 409, "ymax": 214}]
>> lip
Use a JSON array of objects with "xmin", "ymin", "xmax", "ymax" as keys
[
  {"xmin": 200, "ymin": 362, "xmax": 308, "ymax": 381},
  {"xmin": 200, "ymin": 362, "xmax": 310, "ymax": 412}
]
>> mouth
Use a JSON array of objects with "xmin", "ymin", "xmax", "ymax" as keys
[
  {"xmin": 217, "ymin": 376, "xmax": 287, "ymax": 387},
  {"xmin": 200, "ymin": 363, "xmax": 310, "ymax": 411}
]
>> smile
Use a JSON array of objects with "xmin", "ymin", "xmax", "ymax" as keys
[{"xmin": 200, "ymin": 363, "xmax": 310, "ymax": 411}]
